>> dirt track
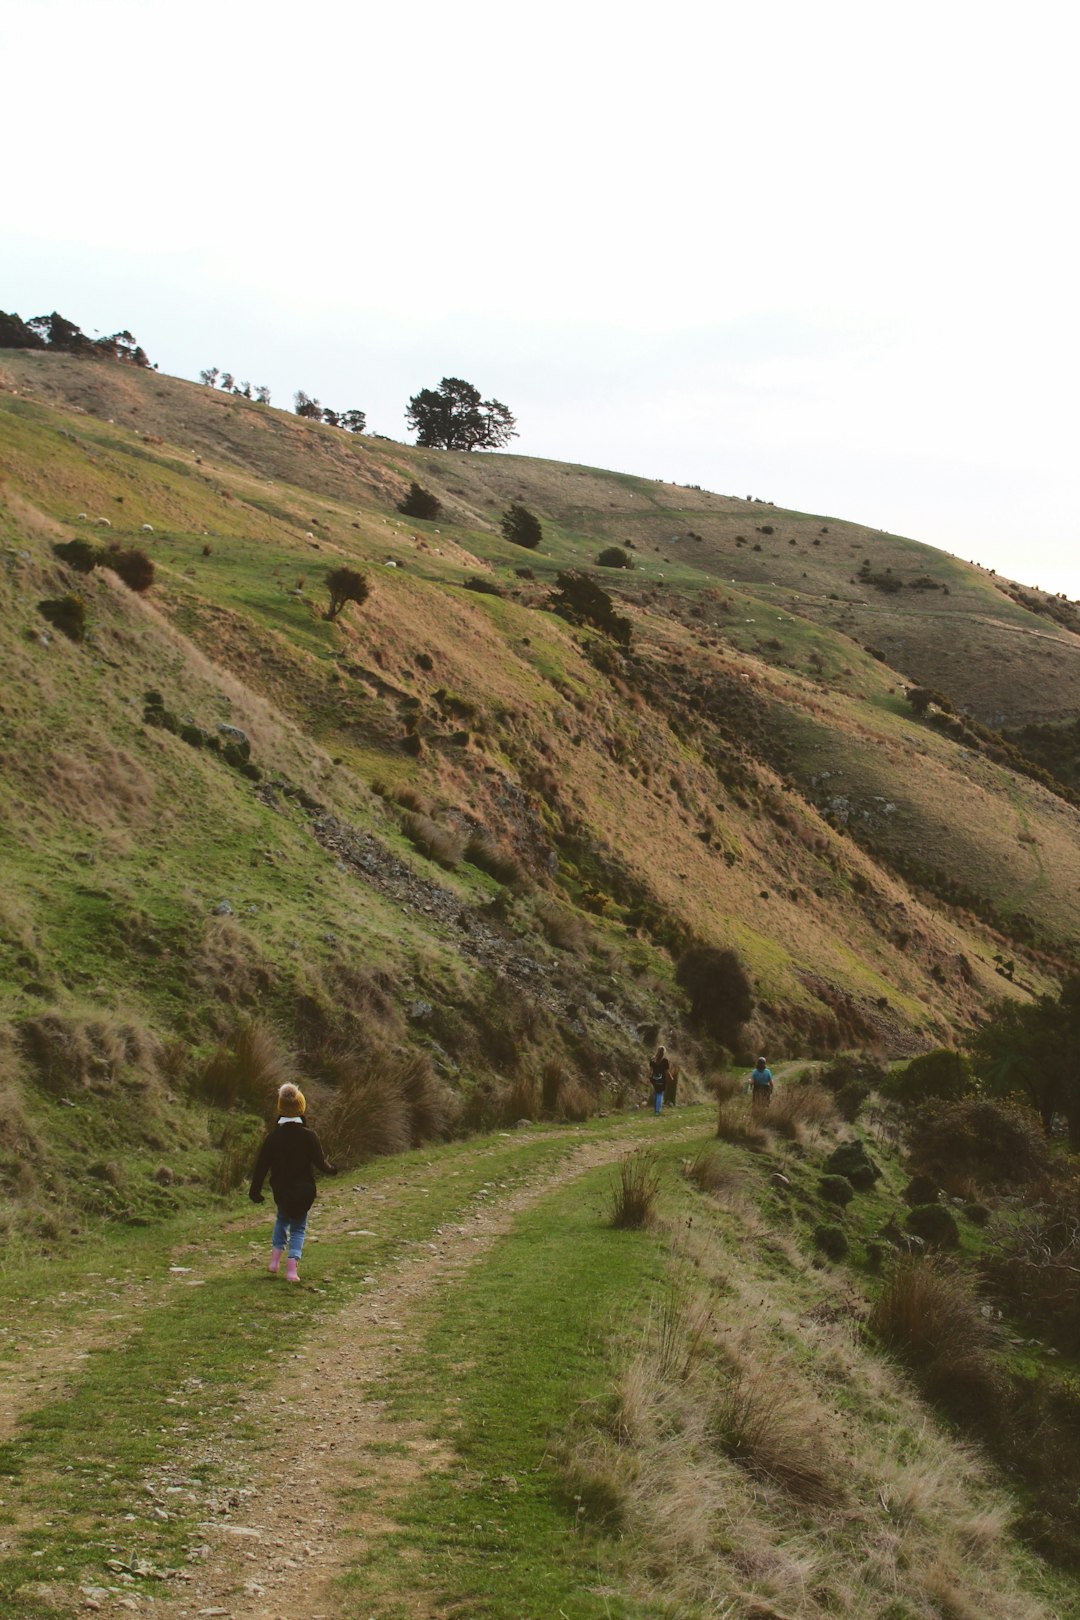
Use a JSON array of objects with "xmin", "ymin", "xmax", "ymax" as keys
[{"xmin": 153, "ymin": 1125, "xmax": 695, "ymax": 1620}]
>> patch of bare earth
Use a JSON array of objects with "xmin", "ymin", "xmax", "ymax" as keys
[{"xmin": 154, "ymin": 1128, "xmax": 694, "ymax": 1620}]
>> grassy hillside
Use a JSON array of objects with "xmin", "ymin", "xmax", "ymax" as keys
[{"xmin": 2, "ymin": 347, "xmax": 1080, "ymax": 1241}]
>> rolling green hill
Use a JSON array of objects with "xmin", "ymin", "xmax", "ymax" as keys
[
  {"xmin": 2, "ymin": 346, "xmax": 1080, "ymax": 1227},
  {"xmin": 5, "ymin": 347, "xmax": 1080, "ymax": 1619}
]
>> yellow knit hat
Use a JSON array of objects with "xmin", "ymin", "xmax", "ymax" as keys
[{"xmin": 277, "ymin": 1083, "xmax": 306, "ymax": 1116}]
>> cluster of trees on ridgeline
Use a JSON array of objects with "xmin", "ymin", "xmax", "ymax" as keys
[
  {"xmin": 199, "ymin": 371, "xmax": 517, "ymax": 452},
  {"xmin": 2, "ymin": 311, "xmax": 518, "ymax": 455},
  {"xmin": 0, "ymin": 308, "xmax": 152, "ymax": 366}
]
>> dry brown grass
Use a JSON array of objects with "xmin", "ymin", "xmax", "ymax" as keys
[
  {"xmin": 197, "ymin": 1017, "xmax": 294, "ymax": 1112},
  {"xmin": 609, "ymin": 1150, "xmax": 662, "ymax": 1228},
  {"xmin": 868, "ymin": 1258, "xmax": 1005, "ymax": 1424},
  {"xmin": 21, "ymin": 1006, "xmax": 162, "ymax": 1097},
  {"xmin": 706, "ymin": 1362, "xmax": 842, "ymax": 1506},
  {"xmin": 535, "ymin": 898, "xmax": 589, "ymax": 954},
  {"xmin": 766, "ymin": 1080, "xmax": 836, "ymax": 1139},
  {"xmin": 323, "ymin": 1045, "xmax": 454, "ymax": 1166},
  {"xmin": 401, "ymin": 810, "xmax": 467, "ymax": 868}
]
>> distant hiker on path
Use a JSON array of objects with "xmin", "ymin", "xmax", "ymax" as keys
[
  {"xmin": 748, "ymin": 1058, "xmax": 773, "ymax": 1108},
  {"xmin": 249, "ymin": 1083, "xmax": 335, "ymax": 1282},
  {"xmin": 649, "ymin": 1046, "xmax": 671, "ymax": 1115}
]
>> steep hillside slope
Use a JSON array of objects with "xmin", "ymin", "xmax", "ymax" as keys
[{"xmin": 2, "ymin": 348, "xmax": 1079, "ymax": 1222}]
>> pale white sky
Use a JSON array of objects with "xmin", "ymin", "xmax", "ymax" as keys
[{"xmin": 5, "ymin": 0, "xmax": 1079, "ymax": 594}]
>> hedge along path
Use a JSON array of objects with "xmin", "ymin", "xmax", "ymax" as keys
[{"xmin": 150, "ymin": 1115, "xmax": 702, "ymax": 1620}]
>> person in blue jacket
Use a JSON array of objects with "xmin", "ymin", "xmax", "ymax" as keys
[{"xmin": 749, "ymin": 1058, "xmax": 773, "ymax": 1108}]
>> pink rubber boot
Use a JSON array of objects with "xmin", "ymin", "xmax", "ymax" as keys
[
  {"xmin": 268, "ymin": 1248, "xmax": 283, "ymax": 1275},
  {"xmin": 285, "ymin": 1257, "xmax": 300, "ymax": 1282}
]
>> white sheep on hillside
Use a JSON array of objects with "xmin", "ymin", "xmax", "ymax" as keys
[{"xmin": 141, "ymin": 523, "xmax": 154, "ymax": 533}]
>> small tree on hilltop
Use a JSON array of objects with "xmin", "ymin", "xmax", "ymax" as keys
[
  {"xmin": 501, "ymin": 502, "xmax": 542, "ymax": 550},
  {"xmin": 398, "ymin": 482, "xmax": 442, "ymax": 520},
  {"xmin": 255, "ymin": 384, "xmax": 272, "ymax": 405},
  {"xmin": 325, "ymin": 567, "xmax": 370, "ymax": 621},
  {"xmin": 550, "ymin": 571, "xmax": 631, "ymax": 645},
  {"xmin": 294, "ymin": 390, "xmax": 322, "ymax": 419},
  {"xmin": 199, "ymin": 366, "xmax": 220, "ymax": 387},
  {"xmin": 596, "ymin": 545, "xmax": 634, "ymax": 569},
  {"xmin": 0, "ymin": 310, "xmax": 47, "ymax": 349},
  {"xmin": 675, "ymin": 945, "xmax": 754, "ymax": 1049},
  {"xmin": 341, "ymin": 409, "xmax": 366, "ymax": 434},
  {"xmin": 104, "ymin": 546, "xmax": 155, "ymax": 592},
  {"xmin": 220, "ymin": 372, "xmax": 235, "ymax": 392},
  {"xmin": 405, "ymin": 377, "xmax": 517, "ymax": 451}
]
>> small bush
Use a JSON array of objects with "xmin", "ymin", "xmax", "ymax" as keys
[
  {"xmin": 984, "ymin": 1200, "xmax": 1080, "ymax": 1351},
  {"xmin": 401, "ymin": 811, "xmax": 467, "ymax": 868},
  {"xmin": 104, "ymin": 545, "xmax": 155, "ymax": 592},
  {"xmin": 687, "ymin": 1146, "xmax": 746, "ymax": 1200},
  {"xmin": 501, "ymin": 501, "xmax": 542, "ymax": 549},
  {"xmin": 906, "ymin": 1202, "xmax": 961, "ymax": 1248},
  {"xmin": 814, "ymin": 1223, "xmax": 848, "ymax": 1260},
  {"xmin": 325, "ymin": 566, "xmax": 370, "ymax": 621},
  {"xmin": 885, "ymin": 1048, "xmax": 973, "ymax": 1107},
  {"xmin": 814, "ymin": 1053, "xmax": 885, "ymax": 1121},
  {"xmin": 819, "ymin": 1173, "xmax": 855, "ymax": 1208},
  {"xmin": 907, "ymin": 1097, "xmax": 1053, "ymax": 1190},
  {"xmin": 38, "ymin": 594, "xmax": 87, "ymax": 641},
  {"xmin": 675, "ymin": 944, "xmax": 754, "ymax": 1047},
  {"xmin": 463, "ymin": 575, "xmax": 504, "ymax": 597},
  {"xmin": 904, "ymin": 1173, "xmax": 941, "ymax": 1206},
  {"xmin": 823, "ymin": 1138, "xmax": 881, "ymax": 1189},
  {"xmin": 610, "ymin": 1151, "xmax": 661, "ymax": 1228},
  {"xmin": 398, "ymin": 482, "xmax": 441, "ymax": 520},
  {"xmin": 53, "ymin": 538, "xmax": 101, "ymax": 572},
  {"xmin": 595, "ymin": 546, "xmax": 634, "ymax": 569}
]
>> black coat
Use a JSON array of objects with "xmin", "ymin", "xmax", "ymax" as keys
[{"xmin": 250, "ymin": 1121, "xmax": 332, "ymax": 1219}]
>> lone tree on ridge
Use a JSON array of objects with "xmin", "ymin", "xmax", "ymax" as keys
[
  {"xmin": 501, "ymin": 502, "xmax": 542, "ymax": 549},
  {"xmin": 405, "ymin": 377, "xmax": 517, "ymax": 451},
  {"xmin": 325, "ymin": 567, "xmax": 370, "ymax": 621}
]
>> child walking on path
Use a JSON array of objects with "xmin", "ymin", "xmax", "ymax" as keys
[{"xmin": 249, "ymin": 1083, "xmax": 335, "ymax": 1281}]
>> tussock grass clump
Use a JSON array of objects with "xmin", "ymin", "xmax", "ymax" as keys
[
  {"xmin": 686, "ymin": 1144, "xmax": 736, "ymax": 1195},
  {"xmin": 535, "ymin": 898, "xmax": 588, "ymax": 953},
  {"xmin": 706, "ymin": 1364, "xmax": 842, "ymax": 1505},
  {"xmin": 198, "ymin": 1017, "xmax": 294, "ymax": 1112},
  {"xmin": 401, "ymin": 810, "xmax": 467, "ymax": 868},
  {"xmin": 610, "ymin": 1150, "xmax": 661, "ymax": 1229},
  {"xmin": 21, "ymin": 1007, "xmax": 160, "ymax": 1096},
  {"xmin": 768, "ymin": 1080, "xmax": 835, "ymax": 1139},
  {"xmin": 324, "ymin": 1046, "xmax": 454, "ymax": 1166},
  {"xmin": 211, "ymin": 1115, "xmax": 265, "ymax": 1194},
  {"xmin": 651, "ymin": 1284, "xmax": 713, "ymax": 1384},
  {"xmin": 984, "ymin": 1200, "xmax": 1080, "ymax": 1352},
  {"xmin": 464, "ymin": 833, "xmax": 527, "ymax": 888},
  {"xmin": 869, "ymin": 1258, "xmax": 1004, "ymax": 1424}
]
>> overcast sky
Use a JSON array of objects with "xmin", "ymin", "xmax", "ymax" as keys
[{"xmin": 6, "ymin": 0, "xmax": 1079, "ymax": 595}]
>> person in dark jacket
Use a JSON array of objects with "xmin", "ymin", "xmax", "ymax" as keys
[
  {"xmin": 249, "ymin": 1083, "xmax": 334, "ymax": 1282},
  {"xmin": 649, "ymin": 1046, "xmax": 671, "ymax": 1115}
]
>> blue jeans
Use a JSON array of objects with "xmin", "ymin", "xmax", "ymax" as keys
[
  {"xmin": 653, "ymin": 1089, "xmax": 664, "ymax": 1114},
  {"xmin": 272, "ymin": 1207, "xmax": 309, "ymax": 1260}
]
